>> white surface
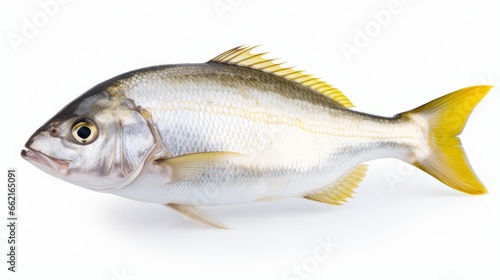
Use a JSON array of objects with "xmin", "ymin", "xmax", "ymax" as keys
[{"xmin": 1, "ymin": 0, "xmax": 499, "ymax": 279}]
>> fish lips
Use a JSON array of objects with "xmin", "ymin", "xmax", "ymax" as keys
[{"xmin": 21, "ymin": 148, "xmax": 70, "ymax": 177}]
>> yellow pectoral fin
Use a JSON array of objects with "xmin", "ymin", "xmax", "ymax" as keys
[
  {"xmin": 305, "ymin": 164, "xmax": 368, "ymax": 205},
  {"xmin": 167, "ymin": 203, "xmax": 229, "ymax": 229},
  {"xmin": 154, "ymin": 151, "xmax": 247, "ymax": 182}
]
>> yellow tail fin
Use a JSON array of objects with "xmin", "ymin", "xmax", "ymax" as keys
[{"xmin": 402, "ymin": 85, "xmax": 493, "ymax": 195}]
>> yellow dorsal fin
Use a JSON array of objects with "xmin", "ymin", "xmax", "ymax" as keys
[
  {"xmin": 305, "ymin": 164, "xmax": 368, "ymax": 205},
  {"xmin": 209, "ymin": 45, "xmax": 354, "ymax": 108}
]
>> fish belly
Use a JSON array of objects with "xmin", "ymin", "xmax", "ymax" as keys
[{"xmin": 114, "ymin": 66, "xmax": 425, "ymax": 205}]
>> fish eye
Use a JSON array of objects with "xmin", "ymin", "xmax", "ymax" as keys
[{"xmin": 71, "ymin": 118, "xmax": 98, "ymax": 144}]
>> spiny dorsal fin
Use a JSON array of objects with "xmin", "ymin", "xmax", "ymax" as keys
[
  {"xmin": 209, "ymin": 45, "xmax": 354, "ymax": 108},
  {"xmin": 305, "ymin": 164, "xmax": 368, "ymax": 205}
]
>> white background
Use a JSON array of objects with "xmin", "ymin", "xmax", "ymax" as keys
[{"xmin": 1, "ymin": 0, "xmax": 499, "ymax": 280}]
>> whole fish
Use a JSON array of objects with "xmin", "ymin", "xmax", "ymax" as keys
[{"xmin": 21, "ymin": 46, "xmax": 492, "ymax": 228}]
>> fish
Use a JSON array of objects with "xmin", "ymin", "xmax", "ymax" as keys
[{"xmin": 21, "ymin": 45, "xmax": 492, "ymax": 228}]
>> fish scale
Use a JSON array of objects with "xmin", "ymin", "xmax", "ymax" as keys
[{"xmin": 21, "ymin": 46, "xmax": 492, "ymax": 228}]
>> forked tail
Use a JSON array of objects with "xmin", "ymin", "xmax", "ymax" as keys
[{"xmin": 401, "ymin": 85, "xmax": 493, "ymax": 194}]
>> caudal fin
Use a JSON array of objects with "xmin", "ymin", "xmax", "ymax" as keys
[{"xmin": 402, "ymin": 85, "xmax": 493, "ymax": 195}]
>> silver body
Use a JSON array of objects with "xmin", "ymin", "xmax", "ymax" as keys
[
  {"xmin": 21, "ymin": 46, "xmax": 491, "ymax": 227},
  {"xmin": 104, "ymin": 63, "xmax": 425, "ymax": 205}
]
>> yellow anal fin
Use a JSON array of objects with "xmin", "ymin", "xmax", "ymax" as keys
[
  {"xmin": 209, "ymin": 45, "xmax": 354, "ymax": 108},
  {"xmin": 154, "ymin": 151, "xmax": 246, "ymax": 182},
  {"xmin": 401, "ymin": 85, "xmax": 493, "ymax": 195},
  {"xmin": 305, "ymin": 164, "xmax": 368, "ymax": 205},
  {"xmin": 167, "ymin": 203, "xmax": 229, "ymax": 229}
]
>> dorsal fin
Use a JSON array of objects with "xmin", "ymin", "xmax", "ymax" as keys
[
  {"xmin": 209, "ymin": 45, "xmax": 354, "ymax": 108},
  {"xmin": 305, "ymin": 164, "xmax": 368, "ymax": 205}
]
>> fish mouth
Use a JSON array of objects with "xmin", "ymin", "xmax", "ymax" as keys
[{"xmin": 21, "ymin": 148, "xmax": 70, "ymax": 177}]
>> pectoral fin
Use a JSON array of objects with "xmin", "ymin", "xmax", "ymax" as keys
[
  {"xmin": 305, "ymin": 164, "xmax": 368, "ymax": 205},
  {"xmin": 167, "ymin": 203, "xmax": 229, "ymax": 229},
  {"xmin": 154, "ymin": 151, "xmax": 247, "ymax": 182}
]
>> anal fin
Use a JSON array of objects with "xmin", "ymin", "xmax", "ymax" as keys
[
  {"xmin": 167, "ymin": 203, "xmax": 229, "ymax": 229},
  {"xmin": 305, "ymin": 164, "xmax": 368, "ymax": 205}
]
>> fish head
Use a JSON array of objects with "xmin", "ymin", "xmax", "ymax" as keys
[{"xmin": 21, "ymin": 87, "xmax": 155, "ymax": 192}]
